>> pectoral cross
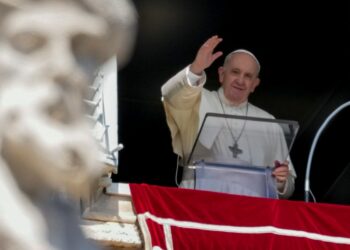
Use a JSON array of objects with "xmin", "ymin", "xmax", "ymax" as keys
[{"xmin": 229, "ymin": 142, "xmax": 243, "ymax": 158}]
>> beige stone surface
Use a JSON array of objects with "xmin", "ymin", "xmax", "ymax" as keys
[
  {"xmin": 81, "ymin": 183, "xmax": 143, "ymax": 249},
  {"xmin": 81, "ymin": 220, "xmax": 142, "ymax": 249},
  {"xmin": 82, "ymin": 183, "xmax": 136, "ymax": 224},
  {"xmin": 106, "ymin": 182, "xmax": 131, "ymax": 197}
]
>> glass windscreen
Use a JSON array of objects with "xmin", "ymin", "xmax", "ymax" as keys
[{"xmin": 187, "ymin": 113, "xmax": 299, "ymax": 168}]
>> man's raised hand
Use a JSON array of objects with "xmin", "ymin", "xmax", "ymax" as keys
[{"xmin": 190, "ymin": 35, "xmax": 223, "ymax": 75}]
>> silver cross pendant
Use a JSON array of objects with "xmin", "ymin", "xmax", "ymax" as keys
[{"xmin": 229, "ymin": 142, "xmax": 243, "ymax": 158}]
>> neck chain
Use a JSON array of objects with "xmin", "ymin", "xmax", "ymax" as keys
[{"xmin": 217, "ymin": 93, "xmax": 249, "ymax": 158}]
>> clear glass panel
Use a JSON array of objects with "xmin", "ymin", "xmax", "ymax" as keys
[
  {"xmin": 184, "ymin": 113, "xmax": 299, "ymax": 198},
  {"xmin": 188, "ymin": 113, "xmax": 299, "ymax": 167}
]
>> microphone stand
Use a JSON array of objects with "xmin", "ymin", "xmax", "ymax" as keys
[{"xmin": 305, "ymin": 101, "xmax": 350, "ymax": 202}]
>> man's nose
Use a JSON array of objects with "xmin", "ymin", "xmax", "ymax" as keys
[{"xmin": 236, "ymin": 74, "xmax": 244, "ymax": 84}]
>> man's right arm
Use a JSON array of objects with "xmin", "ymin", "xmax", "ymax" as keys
[
  {"xmin": 160, "ymin": 35, "xmax": 223, "ymax": 161},
  {"xmin": 160, "ymin": 66, "xmax": 205, "ymax": 162},
  {"xmin": 162, "ymin": 35, "xmax": 223, "ymax": 107},
  {"xmin": 161, "ymin": 66, "xmax": 205, "ymax": 110}
]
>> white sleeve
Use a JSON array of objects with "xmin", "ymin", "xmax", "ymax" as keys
[{"xmin": 186, "ymin": 66, "xmax": 206, "ymax": 87}]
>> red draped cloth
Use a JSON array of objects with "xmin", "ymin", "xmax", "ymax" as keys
[{"xmin": 130, "ymin": 183, "xmax": 350, "ymax": 250}]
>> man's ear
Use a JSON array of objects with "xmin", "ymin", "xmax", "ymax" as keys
[
  {"xmin": 218, "ymin": 66, "xmax": 224, "ymax": 84},
  {"xmin": 251, "ymin": 77, "xmax": 260, "ymax": 92}
]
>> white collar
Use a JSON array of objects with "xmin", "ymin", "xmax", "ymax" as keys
[{"xmin": 218, "ymin": 87, "xmax": 248, "ymax": 111}]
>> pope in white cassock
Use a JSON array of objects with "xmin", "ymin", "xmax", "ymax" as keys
[{"xmin": 161, "ymin": 35, "xmax": 296, "ymax": 199}]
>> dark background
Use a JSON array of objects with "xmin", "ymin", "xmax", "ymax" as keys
[{"xmin": 115, "ymin": 0, "xmax": 350, "ymax": 203}]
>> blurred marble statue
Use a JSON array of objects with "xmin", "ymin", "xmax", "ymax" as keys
[{"xmin": 0, "ymin": 0, "xmax": 137, "ymax": 249}]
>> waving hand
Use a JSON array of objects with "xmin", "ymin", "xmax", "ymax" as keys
[{"xmin": 190, "ymin": 35, "xmax": 223, "ymax": 75}]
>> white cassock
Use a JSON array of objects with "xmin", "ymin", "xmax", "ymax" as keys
[{"xmin": 161, "ymin": 66, "xmax": 296, "ymax": 198}]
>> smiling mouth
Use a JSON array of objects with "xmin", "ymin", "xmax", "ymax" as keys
[{"xmin": 232, "ymin": 85, "xmax": 245, "ymax": 91}]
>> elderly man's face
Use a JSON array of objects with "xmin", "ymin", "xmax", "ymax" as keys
[{"xmin": 218, "ymin": 53, "xmax": 260, "ymax": 105}]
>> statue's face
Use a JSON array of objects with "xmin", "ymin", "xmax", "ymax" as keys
[
  {"xmin": 0, "ymin": 1, "xmax": 117, "ymax": 196},
  {"xmin": 0, "ymin": 1, "xmax": 112, "ymax": 89}
]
